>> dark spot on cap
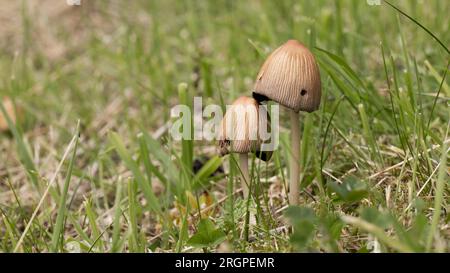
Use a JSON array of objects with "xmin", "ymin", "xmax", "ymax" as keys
[
  {"xmin": 255, "ymin": 150, "xmax": 272, "ymax": 162},
  {"xmin": 301, "ymin": 89, "xmax": 307, "ymax": 96},
  {"xmin": 252, "ymin": 92, "xmax": 269, "ymax": 103}
]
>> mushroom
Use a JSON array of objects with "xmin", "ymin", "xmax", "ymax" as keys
[
  {"xmin": 253, "ymin": 40, "xmax": 321, "ymax": 205},
  {"xmin": 218, "ymin": 96, "xmax": 272, "ymax": 198}
]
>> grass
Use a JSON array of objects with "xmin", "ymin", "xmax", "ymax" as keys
[{"xmin": 0, "ymin": 0, "xmax": 448, "ymax": 253}]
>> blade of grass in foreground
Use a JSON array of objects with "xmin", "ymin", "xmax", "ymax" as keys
[
  {"xmin": 341, "ymin": 215, "xmax": 413, "ymax": 252},
  {"xmin": 50, "ymin": 122, "xmax": 80, "ymax": 252},
  {"xmin": 178, "ymin": 82, "xmax": 193, "ymax": 191},
  {"xmin": 176, "ymin": 202, "xmax": 190, "ymax": 253},
  {"xmin": 358, "ymin": 103, "xmax": 384, "ymax": 166},
  {"xmin": 139, "ymin": 129, "xmax": 178, "ymax": 186},
  {"xmin": 85, "ymin": 198, "xmax": 104, "ymax": 252},
  {"xmin": 426, "ymin": 137, "xmax": 449, "ymax": 252},
  {"xmin": 111, "ymin": 177, "xmax": 123, "ymax": 253},
  {"xmin": 383, "ymin": 0, "xmax": 449, "ymax": 55},
  {"xmin": 139, "ymin": 129, "xmax": 183, "ymax": 205},
  {"xmin": 109, "ymin": 132, "xmax": 161, "ymax": 214},
  {"xmin": 225, "ymin": 154, "xmax": 237, "ymax": 245},
  {"xmin": 0, "ymin": 99, "xmax": 40, "ymax": 191},
  {"xmin": 127, "ymin": 179, "xmax": 140, "ymax": 252},
  {"xmin": 68, "ymin": 213, "xmax": 93, "ymax": 245},
  {"xmin": 0, "ymin": 208, "xmax": 18, "ymax": 250},
  {"xmin": 138, "ymin": 133, "xmax": 168, "ymax": 186},
  {"xmin": 13, "ymin": 122, "xmax": 79, "ymax": 252},
  {"xmin": 426, "ymin": 60, "xmax": 450, "ymax": 135}
]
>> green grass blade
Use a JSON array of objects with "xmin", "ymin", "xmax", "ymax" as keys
[
  {"xmin": 84, "ymin": 198, "xmax": 103, "ymax": 252},
  {"xmin": 426, "ymin": 60, "xmax": 450, "ymax": 135},
  {"xmin": 127, "ymin": 179, "xmax": 140, "ymax": 252},
  {"xmin": 342, "ymin": 215, "xmax": 414, "ymax": 252},
  {"xmin": 383, "ymin": 0, "xmax": 449, "ymax": 54},
  {"xmin": 0, "ymin": 100, "xmax": 40, "ymax": 191},
  {"xmin": 111, "ymin": 179, "xmax": 123, "ymax": 253},
  {"xmin": 109, "ymin": 132, "xmax": 161, "ymax": 214},
  {"xmin": 50, "ymin": 122, "xmax": 80, "ymax": 252},
  {"xmin": 425, "ymin": 139, "xmax": 449, "ymax": 251},
  {"xmin": 358, "ymin": 104, "xmax": 383, "ymax": 166},
  {"xmin": 138, "ymin": 133, "xmax": 167, "ymax": 186},
  {"xmin": 178, "ymin": 82, "xmax": 193, "ymax": 173},
  {"xmin": 192, "ymin": 155, "xmax": 223, "ymax": 190}
]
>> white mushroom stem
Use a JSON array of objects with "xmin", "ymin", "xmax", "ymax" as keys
[
  {"xmin": 239, "ymin": 153, "xmax": 250, "ymax": 198},
  {"xmin": 289, "ymin": 110, "xmax": 300, "ymax": 205}
]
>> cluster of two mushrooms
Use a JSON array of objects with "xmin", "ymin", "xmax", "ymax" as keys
[{"xmin": 218, "ymin": 40, "xmax": 321, "ymax": 205}]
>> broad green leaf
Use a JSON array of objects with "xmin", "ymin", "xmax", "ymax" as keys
[
  {"xmin": 284, "ymin": 206, "xmax": 317, "ymax": 250},
  {"xmin": 327, "ymin": 176, "xmax": 368, "ymax": 203},
  {"xmin": 187, "ymin": 219, "xmax": 226, "ymax": 249},
  {"xmin": 359, "ymin": 207, "xmax": 392, "ymax": 229}
]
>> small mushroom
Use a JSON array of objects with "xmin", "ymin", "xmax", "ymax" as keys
[
  {"xmin": 218, "ymin": 96, "xmax": 272, "ymax": 198},
  {"xmin": 253, "ymin": 40, "xmax": 321, "ymax": 205}
]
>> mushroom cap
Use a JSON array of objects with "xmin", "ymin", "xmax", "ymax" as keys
[
  {"xmin": 217, "ymin": 96, "xmax": 272, "ymax": 161},
  {"xmin": 253, "ymin": 40, "xmax": 321, "ymax": 113}
]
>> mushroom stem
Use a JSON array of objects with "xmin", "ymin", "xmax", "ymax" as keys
[
  {"xmin": 239, "ymin": 153, "xmax": 250, "ymax": 198},
  {"xmin": 289, "ymin": 109, "xmax": 300, "ymax": 205}
]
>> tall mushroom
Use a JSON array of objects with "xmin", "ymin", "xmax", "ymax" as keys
[
  {"xmin": 218, "ymin": 96, "xmax": 272, "ymax": 198},
  {"xmin": 253, "ymin": 40, "xmax": 321, "ymax": 205}
]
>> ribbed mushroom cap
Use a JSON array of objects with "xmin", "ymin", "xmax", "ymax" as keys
[
  {"xmin": 253, "ymin": 40, "xmax": 321, "ymax": 113},
  {"xmin": 218, "ymin": 96, "xmax": 272, "ymax": 161}
]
